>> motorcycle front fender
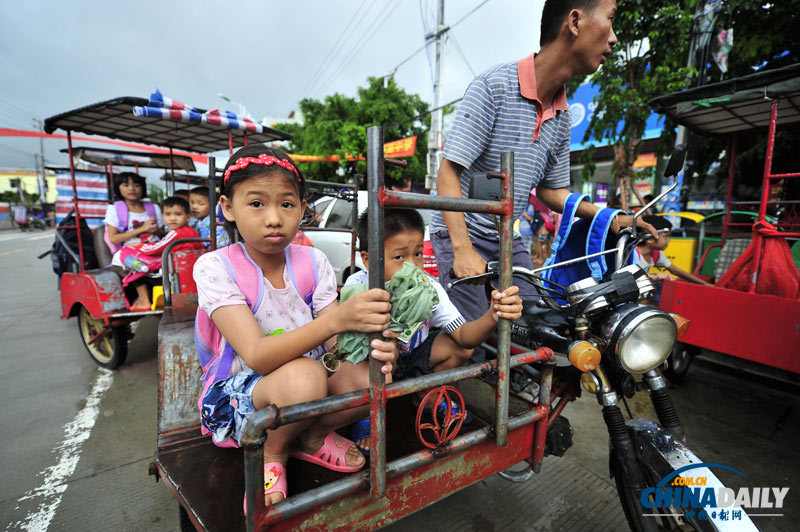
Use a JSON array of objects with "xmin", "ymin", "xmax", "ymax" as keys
[{"xmin": 625, "ymin": 418, "xmax": 758, "ymax": 531}]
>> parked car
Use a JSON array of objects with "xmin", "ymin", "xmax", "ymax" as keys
[{"xmin": 301, "ymin": 190, "xmax": 437, "ymax": 284}]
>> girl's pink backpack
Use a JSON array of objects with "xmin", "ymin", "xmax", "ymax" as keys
[
  {"xmin": 104, "ymin": 200, "xmax": 157, "ymax": 254},
  {"xmin": 195, "ymin": 242, "xmax": 319, "ymax": 447},
  {"xmin": 117, "ymin": 245, "xmax": 162, "ymax": 287}
]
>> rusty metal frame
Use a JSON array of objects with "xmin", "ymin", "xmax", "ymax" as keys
[{"xmin": 240, "ymin": 125, "xmax": 554, "ymax": 530}]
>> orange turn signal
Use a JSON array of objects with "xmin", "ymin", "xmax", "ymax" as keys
[
  {"xmin": 569, "ymin": 341, "xmax": 602, "ymax": 372},
  {"xmin": 670, "ymin": 313, "xmax": 690, "ymax": 339}
]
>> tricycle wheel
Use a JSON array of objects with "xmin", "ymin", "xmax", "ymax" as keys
[
  {"xmin": 663, "ymin": 342, "xmax": 698, "ymax": 384},
  {"xmin": 77, "ymin": 306, "xmax": 128, "ymax": 369}
]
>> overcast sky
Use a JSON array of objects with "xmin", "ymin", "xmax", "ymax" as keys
[{"xmin": 0, "ymin": 0, "xmax": 545, "ymax": 174}]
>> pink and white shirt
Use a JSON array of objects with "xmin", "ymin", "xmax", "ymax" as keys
[{"xmin": 194, "ymin": 248, "xmax": 338, "ymax": 375}]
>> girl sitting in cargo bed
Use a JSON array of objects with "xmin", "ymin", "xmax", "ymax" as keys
[{"xmin": 192, "ymin": 145, "xmax": 399, "ymax": 509}]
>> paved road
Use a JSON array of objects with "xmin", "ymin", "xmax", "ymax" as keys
[{"xmin": 1, "ymin": 228, "xmax": 798, "ymax": 531}]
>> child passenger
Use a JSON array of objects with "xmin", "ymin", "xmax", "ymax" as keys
[
  {"xmin": 636, "ymin": 215, "xmax": 712, "ymax": 301},
  {"xmin": 189, "ymin": 186, "xmax": 231, "ymax": 248},
  {"xmin": 345, "ymin": 208, "xmax": 523, "ymax": 450},
  {"xmin": 112, "ymin": 196, "xmax": 203, "ymax": 311},
  {"xmin": 192, "ymin": 146, "xmax": 399, "ymax": 509},
  {"xmin": 104, "ymin": 172, "xmax": 163, "ymax": 248}
]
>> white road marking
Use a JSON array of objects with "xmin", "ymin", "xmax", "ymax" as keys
[
  {"xmin": 0, "ymin": 231, "xmax": 53, "ymax": 243},
  {"xmin": 10, "ymin": 369, "xmax": 114, "ymax": 532}
]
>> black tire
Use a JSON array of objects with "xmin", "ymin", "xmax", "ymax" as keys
[
  {"xmin": 664, "ymin": 342, "xmax": 698, "ymax": 384},
  {"xmin": 178, "ymin": 504, "xmax": 195, "ymax": 532},
  {"xmin": 77, "ymin": 306, "xmax": 128, "ymax": 369},
  {"xmin": 611, "ymin": 447, "xmax": 692, "ymax": 531}
]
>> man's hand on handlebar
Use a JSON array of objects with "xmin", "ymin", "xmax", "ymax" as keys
[
  {"xmin": 612, "ymin": 214, "xmax": 658, "ymax": 239},
  {"xmin": 452, "ymin": 247, "xmax": 488, "ymax": 283},
  {"xmin": 489, "ymin": 285, "xmax": 523, "ymax": 322}
]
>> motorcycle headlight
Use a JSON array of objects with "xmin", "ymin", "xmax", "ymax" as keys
[{"xmin": 601, "ymin": 304, "xmax": 677, "ymax": 373}]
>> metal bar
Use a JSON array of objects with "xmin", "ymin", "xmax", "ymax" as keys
[
  {"xmin": 722, "ymin": 134, "xmax": 737, "ymax": 247},
  {"xmin": 350, "ymin": 171, "xmax": 359, "ymax": 277},
  {"xmin": 228, "ymin": 130, "xmax": 233, "ymax": 155},
  {"xmin": 241, "ymin": 348, "xmax": 554, "ymax": 442},
  {"xmin": 108, "ymin": 310, "xmax": 162, "ymax": 318},
  {"xmin": 768, "ymin": 172, "xmax": 800, "ymax": 179},
  {"xmin": 495, "ymin": 151, "xmax": 514, "ymax": 446},
  {"xmin": 257, "ymin": 405, "xmax": 549, "ymax": 527},
  {"xmin": 66, "ymin": 131, "xmax": 85, "ymax": 272},
  {"xmin": 299, "ymin": 227, "xmax": 354, "ymax": 234},
  {"xmin": 759, "ymin": 101, "xmax": 779, "ymax": 224},
  {"xmin": 547, "ymin": 393, "xmax": 572, "ymax": 429},
  {"xmin": 532, "ymin": 358, "xmax": 555, "ymax": 472},
  {"xmin": 305, "ymin": 179, "xmax": 356, "ymax": 190},
  {"xmin": 106, "ymin": 163, "xmax": 114, "ymax": 203},
  {"xmin": 161, "ymin": 237, "xmax": 210, "ymax": 307},
  {"xmin": 54, "ymin": 227, "xmax": 81, "ymax": 265},
  {"xmin": 366, "ymin": 126, "xmax": 387, "ymax": 498},
  {"xmin": 244, "ymin": 445, "xmax": 265, "ymax": 532},
  {"xmin": 750, "ymin": 102, "xmax": 780, "ymax": 293},
  {"xmin": 380, "ymin": 188, "xmax": 506, "ymax": 215},
  {"xmin": 208, "ymin": 156, "xmax": 217, "ymax": 251}
]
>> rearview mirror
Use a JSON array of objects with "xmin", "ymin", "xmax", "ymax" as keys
[
  {"xmin": 664, "ymin": 145, "xmax": 686, "ymax": 178},
  {"xmin": 468, "ymin": 172, "xmax": 503, "ymax": 201}
]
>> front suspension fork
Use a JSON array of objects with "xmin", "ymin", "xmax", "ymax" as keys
[
  {"xmin": 643, "ymin": 370, "xmax": 686, "ymax": 442},
  {"xmin": 594, "ymin": 367, "xmax": 659, "ymax": 532}
]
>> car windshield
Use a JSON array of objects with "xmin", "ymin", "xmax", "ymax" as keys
[{"xmin": 419, "ymin": 209, "xmax": 433, "ymax": 226}]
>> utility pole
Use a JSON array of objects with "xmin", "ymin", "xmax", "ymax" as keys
[
  {"xmin": 668, "ymin": 0, "xmax": 720, "ymax": 211},
  {"xmin": 34, "ymin": 118, "xmax": 47, "ymax": 203},
  {"xmin": 425, "ymin": 0, "xmax": 446, "ymax": 191}
]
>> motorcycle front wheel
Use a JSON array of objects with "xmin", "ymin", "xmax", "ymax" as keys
[{"xmin": 611, "ymin": 419, "xmax": 756, "ymax": 532}]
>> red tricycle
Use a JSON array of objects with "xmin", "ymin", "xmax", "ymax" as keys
[
  {"xmin": 42, "ymin": 96, "xmax": 292, "ymax": 368},
  {"xmin": 650, "ymin": 64, "xmax": 800, "ymax": 380},
  {"xmin": 152, "ymin": 126, "xmax": 752, "ymax": 531}
]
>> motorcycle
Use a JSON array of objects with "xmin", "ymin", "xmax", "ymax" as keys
[{"xmin": 451, "ymin": 148, "xmax": 756, "ymax": 531}]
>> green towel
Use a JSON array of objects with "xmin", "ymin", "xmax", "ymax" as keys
[{"xmin": 339, "ymin": 262, "xmax": 439, "ymax": 365}]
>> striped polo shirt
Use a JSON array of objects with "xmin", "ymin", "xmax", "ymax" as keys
[{"xmin": 430, "ymin": 54, "xmax": 572, "ymax": 239}]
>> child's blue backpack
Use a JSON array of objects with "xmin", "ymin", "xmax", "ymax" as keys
[{"xmin": 540, "ymin": 193, "xmax": 633, "ymax": 297}]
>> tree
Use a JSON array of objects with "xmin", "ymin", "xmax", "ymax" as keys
[
  {"xmin": 569, "ymin": 0, "xmax": 695, "ymax": 208},
  {"xmin": 275, "ymin": 77, "xmax": 430, "ymax": 187},
  {"xmin": 575, "ymin": 0, "xmax": 800, "ymax": 206},
  {"xmin": 148, "ymin": 184, "xmax": 165, "ymax": 205},
  {"xmin": 706, "ymin": 0, "xmax": 800, "ymax": 81}
]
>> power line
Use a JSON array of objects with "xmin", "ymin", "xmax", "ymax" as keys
[
  {"xmin": 448, "ymin": 32, "xmax": 475, "ymax": 77},
  {"xmin": 386, "ymin": 0, "xmax": 489, "ymax": 76},
  {"xmin": 314, "ymin": 0, "xmax": 402, "ymax": 99},
  {"xmin": 0, "ymin": 98, "xmax": 41, "ymax": 120},
  {"xmin": 0, "ymin": 104, "xmax": 37, "ymax": 125},
  {"xmin": 313, "ymin": 0, "xmax": 396, "ymax": 98},
  {"xmin": 401, "ymin": 96, "xmax": 462, "ymax": 125},
  {"xmin": 449, "ymin": 0, "xmax": 489, "ymax": 30},
  {"xmin": 299, "ymin": 0, "xmax": 371, "ymax": 98},
  {"xmin": 0, "ymin": 141, "xmax": 38, "ymax": 158},
  {"xmin": 305, "ymin": 0, "xmax": 384, "ymax": 99}
]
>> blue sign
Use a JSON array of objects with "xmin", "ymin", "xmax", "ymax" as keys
[{"xmin": 568, "ymin": 82, "xmax": 664, "ymax": 152}]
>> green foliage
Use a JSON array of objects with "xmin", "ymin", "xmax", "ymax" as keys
[
  {"xmin": 276, "ymin": 77, "xmax": 430, "ymax": 187},
  {"xmin": 709, "ymin": 0, "xmax": 800, "ymax": 80},
  {"xmin": 579, "ymin": 0, "xmax": 696, "ymax": 181},
  {"xmin": 148, "ymin": 184, "xmax": 165, "ymax": 205}
]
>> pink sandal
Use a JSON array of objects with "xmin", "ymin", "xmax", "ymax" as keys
[
  {"xmin": 290, "ymin": 432, "xmax": 365, "ymax": 473},
  {"xmin": 243, "ymin": 461, "xmax": 287, "ymax": 515}
]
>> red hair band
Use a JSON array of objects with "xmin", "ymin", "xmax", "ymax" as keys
[{"xmin": 223, "ymin": 153, "xmax": 301, "ymax": 184}]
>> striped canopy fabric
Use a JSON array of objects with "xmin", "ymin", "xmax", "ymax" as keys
[
  {"xmin": 133, "ymin": 89, "xmax": 263, "ymax": 133},
  {"xmin": 44, "ymin": 95, "xmax": 291, "ymax": 154},
  {"xmin": 55, "ymin": 169, "xmax": 109, "ymax": 229}
]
